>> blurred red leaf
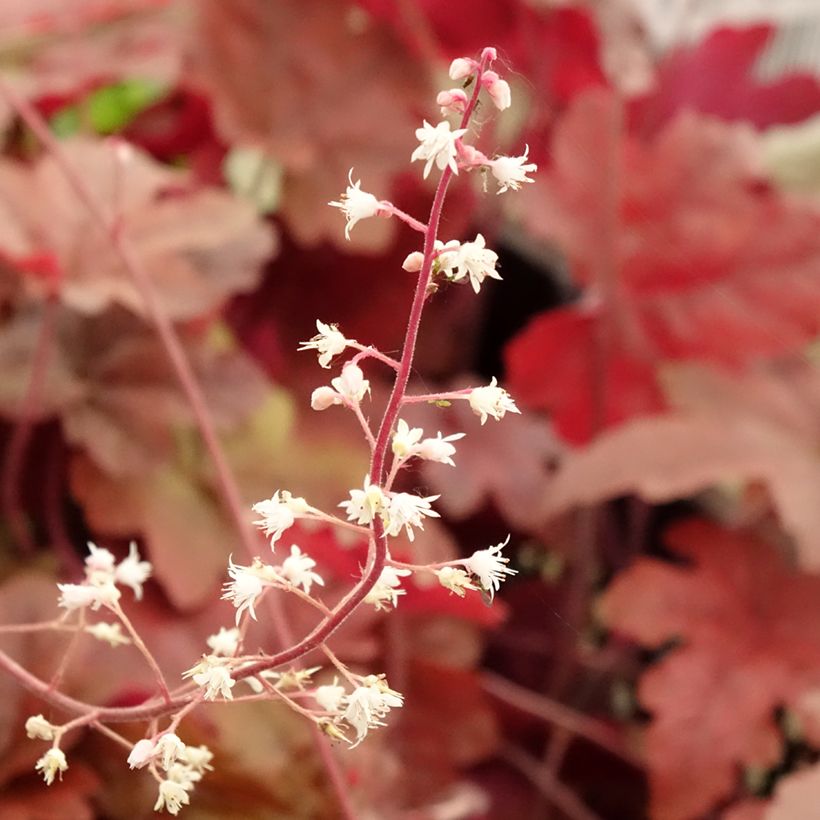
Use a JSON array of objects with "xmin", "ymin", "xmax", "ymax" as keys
[{"xmin": 601, "ymin": 519, "xmax": 820, "ymax": 819}]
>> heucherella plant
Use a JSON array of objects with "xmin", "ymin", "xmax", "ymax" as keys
[{"xmin": 0, "ymin": 46, "xmax": 530, "ymax": 817}]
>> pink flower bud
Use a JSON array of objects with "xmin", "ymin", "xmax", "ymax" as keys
[
  {"xmin": 311, "ymin": 386, "xmax": 340, "ymax": 411},
  {"xmin": 402, "ymin": 252, "xmax": 424, "ymax": 272},
  {"xmin": 481, "ymin": 46, "xmax": 497, "ymax": 64},
  {"xmin": 436, "ymin": 88, "xmax": 468, "ymax": 116},
  {"xmin": 448, "ymin": 58, "xmax": 475, "ymax": 81},
  {"xmin": 483, "ymin": 73, "xmax": 511, "ymax": 111}
]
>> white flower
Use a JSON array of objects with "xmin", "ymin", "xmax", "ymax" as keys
[
  {"xmin": 154, "ymin": 779, "xmax": 191, "ymax": 816},
  {"xmin": 165, "ymin": 762, "xmax": 201, "ymax": 790},
  {"xmin": 383, "ymin": 492, "xmax": 440, "ymax": 540},
  {"xmin": 128, "ymin": 738, "xmax": 156, "ymax": 769},
  {"xmin": 85, "ymin": 541, "xmax": 116, "ymax": 575},
  {"xmin": 298, "ymin": 320, "xmax": 350, "ymax": 368},
  {"xmin": 411, "ymin": 120, "xmax": 468, "ymax": 179},
  {"xmin": 339, "ymin": 476, "xmax": 386, "ymax": 526},
  {"xmin": 57, "ymin": 581, "xmax": 120, "ymax": 611},
  {"xmin": 482, "ymin": 71, "xmax": 511, "ymax": 110},
  {"xmin": 184, "ymin": 656, "xmax": 236, "ymax": 701},
  {"xmin": 331, "ymin": 362, "xmax": 370, "ymax": 403},
  {"xmin": 489, "ymin": 146, "xmax": 537, "ymax": 193},
  {"xmin": 391, "ymin": 418, "xmax": 424, "ymax": 459},
  {"xmin": 402, "ymin": 251, "xmax": 425, "ymax": 272},
  {"xmin": 279, "ymin": 545, "xmax": 324, "ymax": 594},
  {"xmin": 221, "ymin": 558, "xmax": 266, "ymax": 624},
  {"xmin": 329, "ymin": 169, "xmax": 382, "ymax": 239},
  {"xmin": 449, "ymin": 234, "xmax": 501, "ymax": 293},
  {"xmin": 155, "ymin": 733, "xmax": 186, "ymax": 771},
  {"xmin": 25, "ymin": 714, "xmax": 57, "ymax": 741},
  {"xmin": 252, "ymin": 490, "xmax": 309, "ymax": 546},
  {"xmin": 364, "ymin": 566, "xmax": 412, "ymax": 611},
  {"xmin": 206, "ymin": 626, "xmax": 240, "ymax": 657},
  {"xmin": 315, "ymin": 678, "xmax": 347, "ymax": 712},
  {"xmin": 311, "ymin": 385, "xmax": 342, "ymax": 411},
  {"xmin": 114, "ymin": 541, "xmax": 152, "ymax": 599},
  {"xmin": 416, "ymin": 431, "xmax": 465, "ymax": 466},
  {"xmin": 35, "ymin": 748, "xmax": 67, "ymax": 785},
  {"xmin": 465, "ymin": 536, "xmax": 517, "ymax": 600},
  {"xmin": 436, "ymin": 566, "xmax": 478, "ymax": 597},
  {"xmin": 449, "ymin": 57, "xmax": 475, "ymax": 81},
  {"xmin": 85, "ymin": 622, "xmax": 131, "ymax": 647},
  {"xmin": 340, "ymin": 675, "xmax": 404, "ymax": 747},
  {"xmin": 180, "ymin": 745, "xmax": 214, "ymax": 773},
  {"xmin": 468, "ymin": 377, "xmax": 520, "ymax": 424}
]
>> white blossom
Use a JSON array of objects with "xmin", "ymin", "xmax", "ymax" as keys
[
  {"xmin": 35, "ymin": 748, "xmax": 67, "ymax": 785},
  {"xmin": 155, "ymin": 733, "xmax": 186, "ymax": 771},
  {"xmin": 436, "ymin": 566, "xmax": 479, "ymax": 597},
  {"xmin": 339, "ymin": 475, "xmax": 386, "ymax": 526},
  {"xmin": 402, "ymin": 251, "xmax": 425, "ymax": 272},
  {"xmin": 364, "ymin": 566, "xmax": 412, "ymax": 611},
  {"xmin": 315, "ymin": 678, "xmax": 347, "ymax": 712},
  {"xmin": 154, "ymin": 779, "xmax": 191, "ymax": 816},
  {"xmin": 278, "ymin": 545, "xmax": 324, "ymax": 594},
  {"xmin": 221, "ymin": 558, "xmax": 266, "ymax": 624},
  {"xmin": 252, "ymin": 490, "xmax": 309, "ymax": 546},
  {"xmin": 329, "ymin": 169, "xmax": 382, "ymax": 239},
  {"xmin": 340, "ymin": 676, "xmax": 404, "ymax": 747},
  {"xmin": 57, "ymin": 580, "xmax": 120, "ymax": 611},
  {"xmin": 449, "ymin": 57, "xmax": 475, "ymax": 81},
  {"xmin": 298, "ymin": 320, "xmax": 351, "ymax": 368},
  {"xmin": 85, "ymin": 621, "xmax": 131, "ymax": 647},
  {"xmin": 183, "ymin": 656, "xmax": 236, "ymax": 701},
  {"xmin": 411, "ymin": 120, "xmax": 468, "ymax": 179},
  {"xmin": 416, "ymin": 431, "xmax": 465, "ymax": 466},
  {"xmin": 465, "ymin": 536, "xmax": 517, "ymax": 600},
  {"xmin": 180, "ymin": 745, "xmax": 214, "ymax": 773},
  {"xmin": 128, "ymin": 738, "xmax": 156, "ymax": 769},
  {"xmin": 449, "ymin": 233, "xmax": 501, "ymax": 293},
  {"xmin": 391, "ymin": 418, "xmax": 424, "ymax": 459},
  {"xmin": 206, "ymin": 626, "xmax": 240, "ymax": 657},
  {"xmin": 489, "ymin": 146, "xmax": 537, "ymax": 193},
  {"xmin": 85, "ymin": 541, "xmax": 116, "ymax": 575},
  {"xmin": 114, "ymin": 541, "xmax": 152, "ymax": 599},
  {"xmin": 25, "ymin": 714, "xmax": 57, "ymax": 741},
  {"xmin": 331, "ymin": 362, "xmax": 370, "ymax": 403},
  {"xmin": 383, "ymin": 492, "xmax": 440, "ymax": 541},
  {"xmin": 468, "ymin": 377, "xmax": 520, "ymax": 424},
  {"xmin": 311, "ymin": 385, "xmax": 342, "ymax": 411},
  {"xmin": 165, "ymin": 762, "xmax": 201, "ymax": 790}
]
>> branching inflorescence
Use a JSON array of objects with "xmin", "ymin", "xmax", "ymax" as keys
[{"xmin": 2, "ymin": 46, "xmax": 534, "ymax": 815}]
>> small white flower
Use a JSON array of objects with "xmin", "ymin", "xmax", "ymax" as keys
[
  {"xmin": 329, "ymin": 169, "xmax": 382, "ymax": 239},
  {"xmin": 449, "ymin": 234, "xmax": 501, "ymax": 293},
  {"xmin": 340, "ymin": 675, "xmax": 404, "ymax": 747},
  {"xmin": 391, "ymin": 418, "xmax": 424, "ymax": 459},
  {"xmin": 402, "ymin": 251, "xmax": 425, "ymax": 272},
  {"xmin": 114, "ymin": 542, "xmax": 152, "ymax": 600},
  {"xmin": 25, "ymin": 714, "xmax": 57, "ymax": 741},
  {"xmin": 489, "ymin": 146, "xmax": 537, "ymax": 193},
  {"xmin": 165, "ymin": 762, "xmax": 201, "ymax": 790},
  {"xmin": 154, "ymin": 779, "xmax": 191, "ymax": 815},
  {"xmin": 85, "ymin": 622, "xmax": 131, "ymax": 647},
  {"xmin": 364, "ymin": 566, "xmax": 412, "ymax": 611},
  {"xmin": 449, "ymin": 57, "xmax": 475, "ymax": 81},
  {"xmin": 436, "ymin": 566, "xmax": 479, "ymax": 597},
  {"xmin": 252, "ymin": 490, "xmax": 309, "ymax": 546},
  {"xmin": 416, "ymin": 431, "xmax": 465, "ymax": 466},
  {"xmin": 155, "ymin": 733, "xmax": 186, "ymax": 771},
  {"xmin": 298, "ymin": 320, "xmax": 351, "ymax": 369},
  {"xmin": 468, "ymin": 377, "xmax": 520, "ymax": 424},
  {"xmin": 184, "ymin": 656, "xmax": 236, "ymax": 701},
  {"xmin": 206, "ymin": 626, "xmax": 240, "ymax": 657},
  {"xmin": 315, "ymin": 678, "xmax": 347, "ymax": 712},
  {"xmin": 331, "ymin": 362, "xmax": 370, "ymax": 403},
  {"xmin": 180, "ymin": 745, "xmax": 214, "ymax": 773},
  {"xmin": 339, "ymin": 476, "xmax": 386, "ymax": 526},
  {"xmin": 411, "ymin": 120, "xmax": 468, "ymax": 179},
  {"xmin": 57, "ymin": 581, "xmax": 120, "ymax": 611},
  {"xmin": 383, "ymin": 492, "xmax": 440, "ymax": 541},
  {"xmin": 128, "ymin": 738, "xmax": 156, "ymax": 769},
  {"xmin": 311, "ymin": 385, "xmax": 342, "ymax": 411},
  {"xmin": 279, "ymin": 545, "xmax": 324, "ymax": 594},
  {"xmin": 35, "ymin": 748, "xmax": 67, "ymax": 785},
  {"xmin": 85, "ymin": 542, "xmax": 116, "ymax": 575},
  {"xmin": 222, "ymin": 558, "xmax": 266, "ymax": 624},
  {"xmin": 465, "ymin": 536, "xmax": 517, "ymax": 600}
]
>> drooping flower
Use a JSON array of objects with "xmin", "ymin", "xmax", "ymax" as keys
[
  {"xmin": 489, "ymin": 146, "xmax": 537, "ymax": 193},
  {"xmin": 448, "ymin": 57, "xmax": 476, "ymax": 81},
  {"xmin": 329, "ymin": 169, "xmax": 382, "ymax": 239},
  {"xmin": 206, "ymin": 626, "xmax": 240, "ymax": 657},
  {"xmin": 468, "ymin": 377, "xmax": 520, "ymax": 424},
  {"xmin": 35, "ymin": 748, "xmax": 68, "ymax": 785},
  {"xmin": 153, "ymin": 779, "xmax": 191, "ymax": 816},
  {"xmin": 364, "ymin": 566, "xmax": 412, "ymax": 611},
  {"xmin": 449, "ymin": 233, "xmax": 501, "ymax": 293},
  {"xmin": 339, "ymin": 476, "xmax": 385, "ymax": 526},
  {"xmin": 436, "ymin": 88, "xmax": 468, "ymax": 116},
  {"xmin": 221, "ymin": 558, "xmax": 266, "ymax": 624},
  {"xmin": 183, "ymin": 656, "xmax": 236, "ymax": 701},
  {"xmin": 278, "ymin": 545, "xmax": 324, "ymax": 594},
  {"xmin": 155, "ymin": 733, "xmax": 186, "ymax": 771},
  {"xmin": 128, "ymin": 738, "xmax": 157, "ymax": 769},
  {"xmin": 180, "ymin": 745, "xmax": 214, "ymax": 773},
  {"xmin": 298, "ymin": 320, "xmax": 351, "ymax": 368},
  {"xmin": 411, "ymin": 120, "xmax": 468, "ymax": 179},
  {"xmin": 340, "ymin": 675, "xmax": 404, "ymax": 747},
  {"xmin": 315, "ymin": 678, "xmax": 347, "ymax": 712},
  {"xmin": 252, "ymin": 490, "xmax": 309, "ymax": 546},
  {"xmin": 25, "ymin": 714, "xmax": 57, "ymax": 741},
  {"xmin": 416, "ymin": 431, "xmax": 465, "ymax": 466},
  {"xmin": 331, "ymin": 362, "xmax": 370, "ymax": 403},
  {"xmin": 436, "ymin": 566, "xmax": 479, "ymax": 597},
  {"xmin": 85, "ymin": 621, "xmax": 131, "ymax": 647},
  {"xmin": 464, "ymin": 536, "xmax": 517, "ymax": 600},
  {"xmin": 114, "ymin": 541, "xmax": 152, "ymax": 599},
  {"xmin": 481, "ymin": 70, "xmax": 511, "ymax": 110},
  {"xmin": 383, "ymin": 492, "xmax": 440, "ymax": 540}
]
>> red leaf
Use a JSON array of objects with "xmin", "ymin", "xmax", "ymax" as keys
[{"xmin": 601, "ymin": 519, "xmax": 820, "ymax": 819}]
